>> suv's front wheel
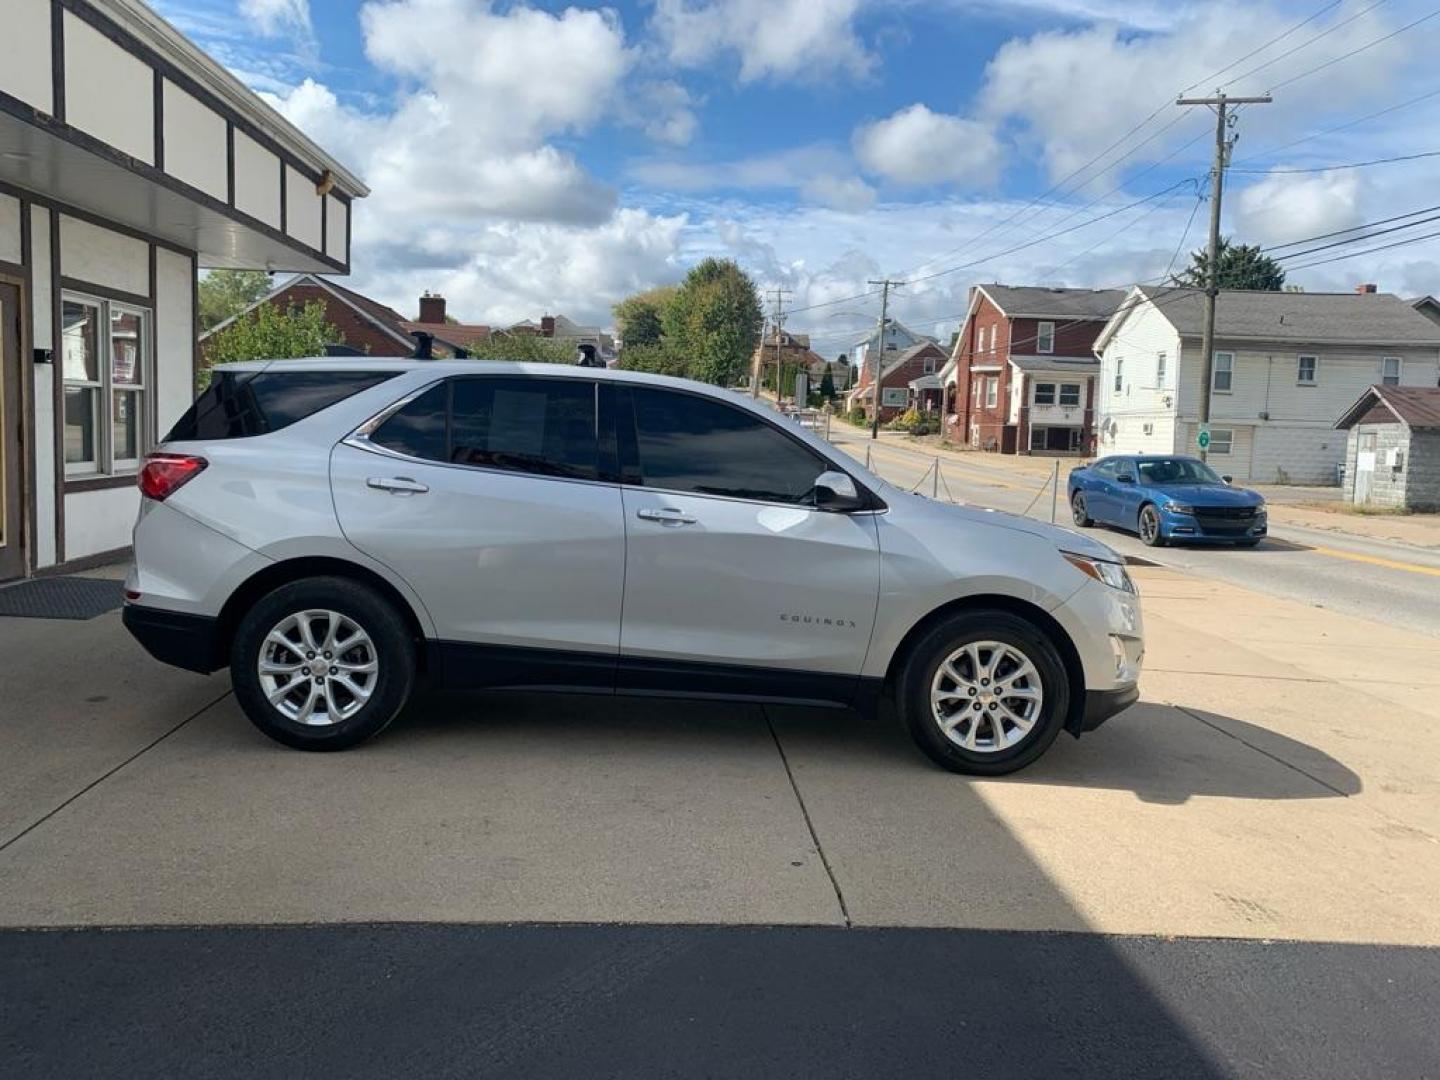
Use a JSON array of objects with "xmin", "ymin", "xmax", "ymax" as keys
[
  {"xmin": 898, "ymin": 609, "xmax": 1071, "ymax": 775},
  {"xmin": 231, "ymin": 577, "xmax": 416, "ymax": 750}
]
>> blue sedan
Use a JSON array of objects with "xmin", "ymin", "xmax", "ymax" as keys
[{"xmin": 1068, "ymin": 455, "xmax": 1267, "ymax": 547}]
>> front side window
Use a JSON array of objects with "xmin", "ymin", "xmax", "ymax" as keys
[
  {"xmin": 1213, "ymin": 352, "xmax": 1234, "ymax": 392},
  {"xmin": 1059, "ymin": 383, "xmax": 1081, "ymax": 407},
  {"xmin": 1033, "ymin": 382, "xmax": 1056, "ymax": 405},
  {"xmin": 63, "ymin": 295, "xmax": 150, "ymax": 477},
  {"xmin": 1037, "ymin": 321, "xmax": 1055, "ymax": 354},
  {"xmin": 1382, "ymin": 356, "xmax": 1401, "ymax": 385},
  {"xmin": 985, "ymin": 377, "xmax": 998, "ymax": 408},
  {"xmin": 629, "ymin": 386, "xmax": 827, "ymax": 505},
  {"xmin": 1298, "ymin": 355, "xmax": 1318, "ymax": 384}
]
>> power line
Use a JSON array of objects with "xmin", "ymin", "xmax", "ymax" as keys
[
  {"xmin": 1284, "ymin": 225, "xmax": 1440, "ymax": 271},
  {"xmin": 1269, "ymin": 6, "xmax": 1440, "ymax": 93},
  {"xmin": 1164, "ymin": 177, "xmax": 1210, "ymax": 280},
  {"xmin": 1233, "ymin": 86, "xmax": 1440, "ymax": 165},
  {"xmin": 1230, "ymin": 148, "xmax": 1440, "ymax": 174},
  {"xmin": 1262, "ymin": 202, "xmax": 1440, "ymax": 250},
  {"xmin": 1219, "ymin": 0, "xmax": 1389, "ymax": 90},
  {"xmin": 1270, "ymin": 211, "xmax": 1440, "ymax": 262},
  {"xmin": 1179, "ymin": 0, "xmax": 1345, "ymax": 93}
]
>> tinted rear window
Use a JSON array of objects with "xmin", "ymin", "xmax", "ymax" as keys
[{"xmin": 166, "ymin": 371, "xmax": 396, "ymax": 441}]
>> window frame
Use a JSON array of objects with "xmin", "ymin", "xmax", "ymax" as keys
[
  {"xmin": 1113, "ymin": 358, "xmax": 1123, "ymax": 394},
  {"xmin": 1059, "ymin": 383, "xmax": 1081, "ymax": 407},
  {"xmin": 60, "ymin": 290, "xmax": 153, "ymax": 482},
  {"xmin": 985, "ymin": 377, "xmax": 998, "ymax": 408},
  {"xmin": 1036, "ymin": 321, "xmax": 1055, "ymax": 354},
  {"xmin": 1297, "ymin": 355, "xmax": 1318, "ymax": 385},
  {"xmin": 1212, "ymin": 351, "xmax": 1234, "ymax": 393},
  {"xmin": 1381, "ymin": 356, "xmax": 1402, "ymax": 386},
  {"xmin": 1156, "ymin": 351, "xmax": 1167, "ymax": 387},
  {"xmin": 1208, "ymin": 427, "xmax": 1234, "ymax": 455},
  {"xmin": 1033, "ymin": 382, "xmax": 1056, "ymax": 406}
]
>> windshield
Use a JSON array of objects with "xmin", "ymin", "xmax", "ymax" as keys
[{"xmin": 1134, "ymin": 457, "xmax": 1223, "ymax": 485}]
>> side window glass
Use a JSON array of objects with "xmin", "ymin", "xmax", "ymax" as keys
[
  {"xmin": 451, "ymin": 377, "xmax": 597, "ymax": 480},
  {"xmin": 370, "ymin": 383, "xmax": 448, "ymax": 462},
  {"xmin": 630, "ymin": 387, "xmax": 826, "ymax": 505}
]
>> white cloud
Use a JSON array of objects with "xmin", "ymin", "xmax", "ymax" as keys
[
  {"xmin": 238, "ymin": 0, "xmax": 311, "ymax": 37},
  {"xmin": 1233, "ymin": 170, "xmax": 1364, "ymax": 248},
  {"xmin": 652, "ymin": 0, "xmax": 871, "ymax": 83},
  {"xmin": 853, "ymin": 104, "xmax": 1001, "ymax": 187},
  {"xmin": 622, "ymin": 81, "xmax": 701, "ymax": 147},
  {"xmin": 629, "ymin": 146, "xmax": 876, "ymax": 210}
]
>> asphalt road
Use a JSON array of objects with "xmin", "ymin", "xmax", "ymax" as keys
[
  {"xmin": 831, "ymin": 431, "xmax": 1440, "ymax": 638},
  {"xmin": 4, "ymin": 923, "xmax": 1438, "ymax": 1080}
]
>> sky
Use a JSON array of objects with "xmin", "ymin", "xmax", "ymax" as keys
[{"xmin": 154, "ymin": 0, "xmax": 1440, "ymax": 355}]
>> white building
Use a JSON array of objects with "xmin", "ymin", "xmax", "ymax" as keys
[
  {"xmin": 0, "ymin": 0, "xmax": 365, "ymax": 582},
  {"xmin": 1093, "ymin": 287, "xmax": 1440, "ymax": 484}
]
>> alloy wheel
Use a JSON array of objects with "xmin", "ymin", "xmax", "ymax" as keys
[
  {"xmin": 1139, "ymin": 506, "xmax": 1161, "ymax": 545},
  {"xmin": 930, "ymin": 640, "xmax": 1044, "ymax": 753},
  {"xmin": 258, "ymin": 609, "xmax": 379, "ymax": 726},
  {"xmin": 1071, "ymin": 493, "xmax": 1087, "ymax": 525}
]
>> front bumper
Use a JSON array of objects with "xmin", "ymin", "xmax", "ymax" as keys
[
  {"xmin": 122, "ymin": 603, "xmax": 226, "ymax": 674},
  {"xmin": 1162, "ymin": 509, "xmax": 1267, "ymax": 543},
  {"xmin": 1078, "ymin": 683, "xmax": 1140, "ymax": 732}
]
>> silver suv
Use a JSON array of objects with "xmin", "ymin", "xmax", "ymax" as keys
[{"xmin": 123, "ymin": 360, "xmax": 1143, "ymax": 775}]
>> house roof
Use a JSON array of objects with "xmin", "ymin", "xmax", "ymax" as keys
[
  {"xmin": 402, "ymin": 321, "xmax": 491, "ymax": 350},
  {"xmin": 1009, "ymin": 354, "xmax": 1099, "ymax": 372},
  {"xmin": 1335, "ymin": 385, "xmax": 1440, "ymax": 430},
  {"xmin": 1115, "ymin": 286, "xmax": 1440, "ymax": 347},
  {"xmin": 199, "ymin": 274, "xmax": 416, "ymax": 351},
  {"xmin": 977, "ymin": 284, "xmax": 1128, "ymax": 320}
]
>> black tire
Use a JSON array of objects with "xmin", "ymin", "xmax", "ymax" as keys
[
  {"xmin": 230, "ymin": 576, "xmax": 416, "ymax": 751},
  {"xmin": 1071, "ymin": 491, "xmax": 1093, "ymax": 527},
  {"xmin": 1235, "ymin": 539, "xmax": 1261, "ymax": 548},
  {"xmin": 1138, "ymin": 503, "xmax": 1166, "ymax": 547},
  {"xmin": 897, "ymin": 609, "xmax": 1071, "ymax": 776}
]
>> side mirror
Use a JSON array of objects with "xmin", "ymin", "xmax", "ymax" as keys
[
  {"xmin": 1222, "ymin": 475, "xmax": 1233, "ymax": 484},
  {"xmin": 1116, "ymin": 473, "xmax": 1135, "ymax": 484},
  {"xmin": 813, "ymin": 469, "xmax": 865, "ymax": 511}
]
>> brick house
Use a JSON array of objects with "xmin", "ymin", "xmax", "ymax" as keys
[
  {"xmin": 1335, "ymin": 385, "xmax": 1440, "ymax": 510},
  {"xmin": 200, "ymin": 274, "xmax": 490, "ymax": 360},
  {"xmin": 750, "ymin": 329, "xmax": 829, "ymax": 398},
  {"xmin": 941, "ymin": 285, "xmax": 1125, "ymax": 454},
  {"xmin": 845, "ymin": 341, "xmax": 948, "ymax": 422}
]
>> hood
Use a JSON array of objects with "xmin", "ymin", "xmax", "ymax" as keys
[
  {"xmin": 886, "ymin": 486, "xmax": 1123, "ymax": 562},
  {"xmin": 1151, "ymin": 482, "xmax": 1263, "ymax": 506}
]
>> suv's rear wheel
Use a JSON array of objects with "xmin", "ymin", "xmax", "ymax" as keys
[
  {"xmin": 231, "ymin": 577, "xmax": 416, "ymax": 750},
  {"xmin": 898, "ymin": 610, "xmax": 1070, "ymax": 775}
]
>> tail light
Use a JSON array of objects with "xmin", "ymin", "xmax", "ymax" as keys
[{"xmin": 139, "ymin": 453, "xmax": 207, "ymax": 501}]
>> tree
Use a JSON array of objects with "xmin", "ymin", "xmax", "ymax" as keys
[
  {"xmin": 1173, "ymin": 238, "xmax": 1286, "ymax": 291},
  {"xmin": 618, "ymin": 342, "xmax": 691, "ymax": 378},
  {"xmin": 198, "ymin": 270, "xmax": 273, "ymax": 330},
  {"xmin": 660, "ymin": 258, "xmax": 763, "ymax": 386},
  {"xmin": 819, "ymin": 364, "xmax": 836, "ymax": 400},
  {"xmin": 464, "ymin": 334, "xmax": 575, "ymax": 363},
  {"xmin": 613, "ymin": 287, "xmax": 675, "ymax": 348},
  {"xmin": 200, "ymin": 300, "xmax": 339, "ymax": 388}
]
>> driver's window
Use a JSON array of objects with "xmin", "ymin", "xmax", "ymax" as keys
[{"xmin": 630, "ymin": 386, "xmax": 828, "ymax": 505}]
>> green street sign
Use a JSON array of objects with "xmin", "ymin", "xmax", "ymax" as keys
[{"xmin": 1197, "ymin": 426, "xmax": 1211, "ymax": 450}]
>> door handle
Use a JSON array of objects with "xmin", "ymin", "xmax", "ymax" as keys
[
  {"xmin": 367, "ymin": 476, "xmax": 429, "ymax": 494},
  {"xmin": 636, "ymin": 507, "xmax": 696, "ymax": 526}
]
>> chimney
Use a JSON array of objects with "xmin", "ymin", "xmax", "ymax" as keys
[
  {"xmin": 418, "ymin": 292, "xmax": 447, "ymax": 324},
  {"xmin": 540, "ymin": 315, "xmax": 556, "ymax": 337},
  {"xmin": 1355, "ymin": 283, "xmax": 1378, "ymax": 294}
]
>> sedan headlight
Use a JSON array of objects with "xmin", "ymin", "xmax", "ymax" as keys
[
  {"xmin": 1163, "ymin": 501, "xmax": 1196, "ymax": 514},
  {"xmin": 1062, "ymin": 552, "xmax": 1136, "ymax": 594}
]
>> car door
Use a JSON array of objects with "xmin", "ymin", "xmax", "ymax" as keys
[
  {"xmin": 330, "ymin": 374, "xmax": 625, "ymax": 689},
  {"xmin": 1112, "ymin": 458, "xmax": 1146, "ymax": 529},
  {"xmin": 612, "ymin": 384, "xmax": 880, "ymax": 704},
  {"xmin": 1083, "ymin": 458, "xmax": 1119, "ymax": 523}
]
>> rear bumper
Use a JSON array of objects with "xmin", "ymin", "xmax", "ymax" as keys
[
  {"xmin": 1076, "ymin": 683, "xmax": 1140, "ymax": 733},
  {"xmin": 122, "ymin": 603, "xmax": 226, "ymax": 674}
]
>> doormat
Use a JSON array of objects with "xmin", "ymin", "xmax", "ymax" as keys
[{"xmin": 0, "ymin": 576, "xmax": 126, "ymax": 620}]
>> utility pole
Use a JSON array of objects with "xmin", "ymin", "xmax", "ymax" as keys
[
  {"xmin": 866, "ymin": 279, "xmax": 904, "ymax": 440},
  {"xmin": 1176, "ymin": 90, "xmax": 1270, "ymax": 460},
  {"xmin": 756, "ymin": 288, "xmax": 792, "ymax": 400}
]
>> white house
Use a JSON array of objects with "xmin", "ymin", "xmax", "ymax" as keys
[
  {"xmin": 1093, "ymin": 287, "xmax": 1440, "ymax": 484},
  {"xmin": 0, "ymin": 0, "xmax": 365, "ymax": 582}
]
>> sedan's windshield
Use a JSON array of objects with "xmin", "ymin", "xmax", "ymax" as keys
[{"xmin": 1135, "ymin": 458, "xmax": 1223, "ymax": 485}]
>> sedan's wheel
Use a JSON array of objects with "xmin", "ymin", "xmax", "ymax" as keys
[
  {"xmin": 1138, "ymin": 504, "xmax": 1166, "ymax": 547},
  {"xmin": 898, "ymin": 610, "xmax": 1070, "ymax": 775},
  {"xmin": 231, "ymin": 576, "xmax": 416, "ymax": 751},
  {"xmin": 1071, "ymin": 492, "xmax": 1093, "ymax": 527}
]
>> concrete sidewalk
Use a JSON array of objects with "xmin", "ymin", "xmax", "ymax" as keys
[{"xmin": 0, "ymin": 563, "xmax": 1437, "ymax": 944}]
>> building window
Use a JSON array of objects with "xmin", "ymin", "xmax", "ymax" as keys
[
  {"xmin": 62, "ymin": 294, "xmax": 150, "ymax": 478},
  {"xmin": 1213, "ymin": 351, "xmax": 1234, "ymax": 393},
  {"xmin": 1382, "ymin": 356, "xmax": 1401, "ymax": 385},
  {"xmin": 1297, "ymin": 355, "xmax": 1317, "ymax": 385},
  {"xmin": 924, "ymin": 357, "xmax": 936, "ymax": 374},
  {"xmin": 1156, "ymin": 351, "xmax": 1167, "ymax": 387},
  {"xmin": 973, "ymin": 379, "xmax": 981, "ymax": 406},
  {"xmin": 1059, "ymin": 383, "xmax": 1081, "ymax": 407},
  {"xmin": 1208, "ymin": 427, "xmax": 1234, "ymax": 455},
  {"xmin": 1114, "ymin": 358, "xmax": 1123, "ymax": 393},
  {"xmin": 985, "ymin": 377, "xmax": 998, "ymax": 408},
  {"xmin": 1030, "ymin": 426, "xmax": 1047, "ymax": 451},
  {"xmin": 1034, "ymin": 382, "xmax": 1056, "ymax": 405},
  {"xmin": 1037, "ymin": 321, "xmax": 1055, "ymax": 354}
]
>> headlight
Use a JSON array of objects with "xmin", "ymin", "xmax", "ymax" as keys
[
  {"xmin": 1062, "ymin": 552, "xmax": 1136, "ymax": 594},
  {"xmin": 1163, "ymin": 501, "xmax": 1196, "ymax": 514}
]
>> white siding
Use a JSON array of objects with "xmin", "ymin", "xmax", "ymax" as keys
[
  {"xmin": 59, "ymin": 216, "xmax": 149, "ymax": 295},
  {"xmin": 284, "ymin": 164, "xmax": 322, "ymax": 251},
  {"xmin": 64, "ymin": 11, "xmax": 154, "ymax": 165},
  {"xmin": 0, "ymin": 0, "xmax": 53, "ymax": 113},
  {"xmin": 1096, "ymin": 299, "xmax": 1182, "ymax": 456},
  {"xmin": 30, "ymin": 206, "xmax": 56, "ymax": 568},
  {"xmin": 0, "ymin": 194, "xmax": 19, "ymax": 264},
  {"xmin": 64, "ymin": 487, "xmax": 139, "ymax": 560},
  {"xmin": 162, "ymin": 79, "xmax": 227, "ymax": 201},
  {"xmin": 232, "ymin": 129, "xmax": 280, "ymax": 228},
  {"xmin": 325, "ymin": 194, "xmax": 347, "ymax": 262},
  {"xmin": 154, "ymin": 248, "xmax": 194, "ymax": 429}
]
